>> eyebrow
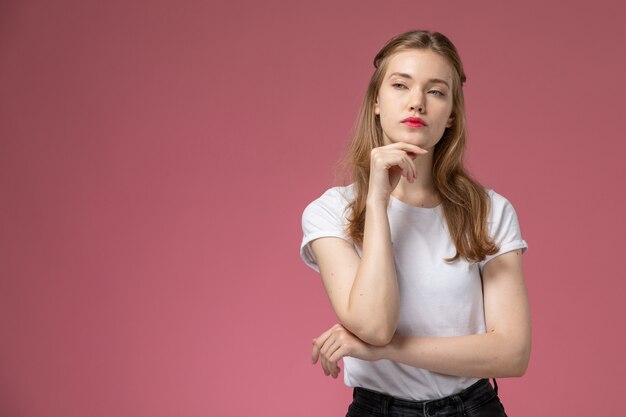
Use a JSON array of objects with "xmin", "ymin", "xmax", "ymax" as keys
[{"xmin": 388, "ymin": 72, "xmax": 450, "ymax": 88}]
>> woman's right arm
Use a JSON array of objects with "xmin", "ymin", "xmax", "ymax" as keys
[{"xmin": 310, "ymin": 143, "xmax": 426, "ymax": 346}]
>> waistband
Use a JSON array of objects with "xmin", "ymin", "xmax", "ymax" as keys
[{"xmin": 352, "ymin": 379, "xmax": 499, "ymax": 416}]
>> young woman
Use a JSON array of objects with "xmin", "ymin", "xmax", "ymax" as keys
[{"xmin": 300, "ymin": 30, "xmax": 530, "ymax": 417}]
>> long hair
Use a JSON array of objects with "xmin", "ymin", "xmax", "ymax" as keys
[{"xmin": 342, "ymin": 30, "xmax": 498, "ymax": 263}]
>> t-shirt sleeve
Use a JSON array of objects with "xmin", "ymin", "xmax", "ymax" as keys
[
  {"xmin": 478, "ymin": 190, "xmax": 528, "ymax": 271},
  {"xmin": 300, "ymin": 187, "xmax": 353, "ymax": 273}
]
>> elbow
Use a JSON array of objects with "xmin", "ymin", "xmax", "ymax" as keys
[
  {"xmin": 339, "ymin": 306, "xmax": 398, "ymax": 346},
  {"xmin": 491, "ymin": 329, "xmax": 531, "ymax": 377},
  {"xmin": 360, "ymin": 327, "xmax": 395, "ymax": 346},
  {"xmin": 512, "ymin": 349, "xmax": 531, "ymax": 377},
  {"xmin": 341, "ymin": 318, "xmax": 396, "ymax": 346},
  {"xmin": 504, "ymin": 343, "xmax": 531, "ymax": 377},
  {"xmin": 508, "ymin": 359, "xmax": 529, "ymax": 378},
  {"xmin": 505, "ymin": 359, "xmax": 527, "ymax": 378}
]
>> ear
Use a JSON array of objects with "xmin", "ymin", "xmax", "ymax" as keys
[
  {"xmin": 374, "ymin": 97, "xmax": 380, "ymax": 115},
  {"xmin": 446, "ymin": 113, "xmax": 455, "ymax": 128}
]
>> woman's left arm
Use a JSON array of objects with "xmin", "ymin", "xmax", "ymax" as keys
[{"xmin": 312, "ymin": 249, "xmax": 531, "ymax": 378}]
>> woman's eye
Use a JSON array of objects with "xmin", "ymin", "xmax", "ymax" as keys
[
  {"xmin": 392, "ymin": 83, "xmax": 407, "ymax": 89},
  {"xmin": 429, "ymin": 90, "xmax": 445, "ymax": 96}
]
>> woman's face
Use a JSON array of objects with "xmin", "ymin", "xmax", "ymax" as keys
[{"xmin": 375, "ymin": 49, "xmax": 455, "ymax": 150}]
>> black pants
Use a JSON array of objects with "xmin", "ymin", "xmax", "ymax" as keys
[{"xmin": 346, "ymin": 379, "xmax": 507, "ymax": 417}]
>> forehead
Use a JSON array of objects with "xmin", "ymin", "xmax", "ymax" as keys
[{"xmin": 384, "ymin": 49, "xmax": 454, "ymax": 84}]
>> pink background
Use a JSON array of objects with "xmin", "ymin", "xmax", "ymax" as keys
[{"xmin": 1, "ymin": 1, "xmax": 625, "ymax": 415}]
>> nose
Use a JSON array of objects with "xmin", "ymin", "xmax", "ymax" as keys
[{"xmin": 409, "ymin": 91, "xmax": 425, "ymax": 114}]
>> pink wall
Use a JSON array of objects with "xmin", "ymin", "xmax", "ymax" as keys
[{"xmin": 1, "ymin": 1, "xmax": 624, "ymax": 415}]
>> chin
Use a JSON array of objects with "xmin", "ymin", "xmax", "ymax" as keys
[
  {"xmin": 384, "ymin": 134, "xmax": 435, "ymax": 149},
  {"xmin": 399, "ymin": 137, "xmax": 431, "ymax": 148}
]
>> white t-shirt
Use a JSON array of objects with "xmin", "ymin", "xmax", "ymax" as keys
[{"xmin": 300, "ymin": 184, "xmax": 528, "ymax": 401}]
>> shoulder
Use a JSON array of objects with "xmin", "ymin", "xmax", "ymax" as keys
[
  {"xmin": 300, "ymin": 184, "xmax": 356, "ymax": 272},
  {"xmin": 313, "ymin": 184, "xmax": 356, "ymax": 205},
  {"xmin": 485, "ymin": 188, "xmax": 513, "ymax": 215},
  {"xmin": 479, "ymin": 187, "xmax": 528, "ymax": 269},
  {"xmin": 303, "ymin": 184, "xmax": 355, "ymax": 219},
  {"xmin": 485, "ymin": 188, "xmax": 520, "ymax": 218}
]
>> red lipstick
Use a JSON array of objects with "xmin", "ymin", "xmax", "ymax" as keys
[{"xmin": 402, "ymin": 117, "xmax": 427, "ymax": 127}]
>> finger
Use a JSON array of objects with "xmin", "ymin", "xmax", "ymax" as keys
[
  {"xmin": 321, "ymin": 356, "xmax": 332, "ymax": 376},
  {"xmin": 387, "ymin": 142, "xmax": 428, "ymax": 155},
  {"xmin": 330, "ymin": 360, "xmax": 341, "ymax": 378},
  {"xmin": 320, "ymin": 335, "xmax": 340, "ymax": 363},
  {"xmin": 382, "ymin": 153, "xmax": 413, "ymax": 173},
  {"xmin": 328, "ymin": 343, "xmax": 346, "ymax": 364},
  {"xmin": 400, "ymin": 155, "xmax": 412, "ymax": 178},
  {"xmin": 311, "ymin": 326, "xmax": 336, "ymax": 364},
  {"xmin": 321, "ymin": 358, "xmax": 329, "ymax": 376},
  {"xmin": 404, "ymin": 143, "xmax": 428, "ymax": 155},
  {"xmin": 409, "ymin": 156, "xmax": 417, "ymax": 182},
  {"xmin": 319, "ymin": 331, "xmax": 343, "ymax": 371},
  {"xmin": 323, "ymin": 354, "xmax": 339, "ymax": 378},
  {"xmin": 400, "ymin": 155, "xmax": 416, "ymax": 182},
  {"xmin": 322, "ymin": 337, "xmax": 341, "ymax": 361},
  {"xmin": 325, "ymin": 325, "xmax": 348, "ymax": 358},
  {"xmin": 311, "ymin": 341, "xmax": 320, "ymax": 364},
  {"xmin": 323, "ymin": 333, "xmax": 347, "ymax": 365}
]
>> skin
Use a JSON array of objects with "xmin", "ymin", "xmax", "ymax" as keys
[
  {"xmin": 376, "ymin": 49, "xmax": 454, "ymax": 207},
  {"xmin": 309, "ymin": 49, "xmax": 531, "ymax": 379}
]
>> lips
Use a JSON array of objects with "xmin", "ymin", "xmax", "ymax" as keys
[{"xmin": 402, "ymin": 117, "xmax": 427, "ymax": 127}]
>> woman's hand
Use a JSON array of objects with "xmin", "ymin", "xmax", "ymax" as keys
[
  {"xmin": 311, "ymin": 324, "xmax": 382, "ymax": 378},
  {"xmin": 367, "ymin": 142, "xmax": 427, "ymax": 204}
]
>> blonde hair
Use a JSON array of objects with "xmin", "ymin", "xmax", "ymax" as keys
[{"xmin": 342, "ymin": 30, "xmax": 498, "ymax": 263}]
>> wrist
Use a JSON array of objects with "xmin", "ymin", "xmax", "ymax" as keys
[{"xmin": 365, "ymin": 197, "xmax": 389, "ymax": 209}]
